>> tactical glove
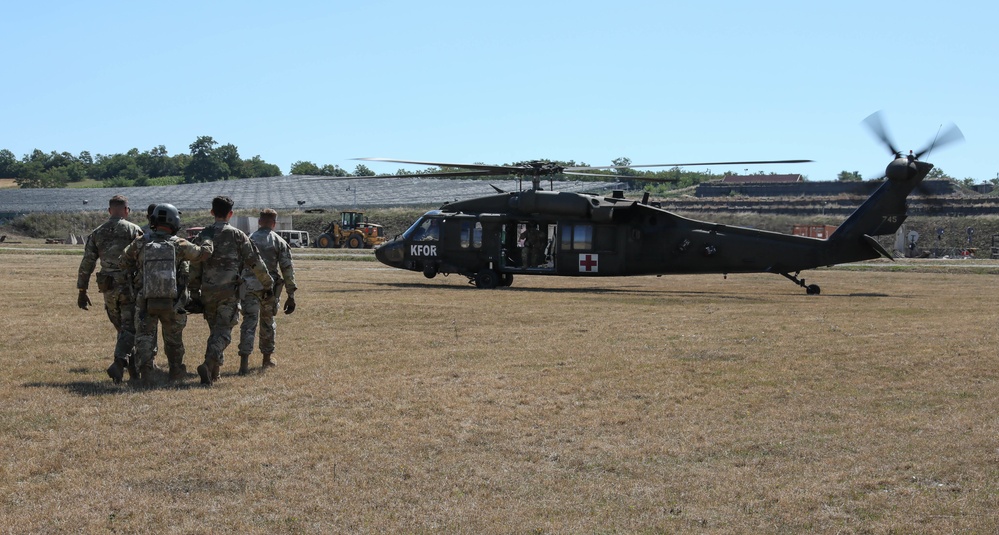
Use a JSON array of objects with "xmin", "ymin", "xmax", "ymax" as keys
[
  {"xmin": 196, "ymin": 226, "xmax": 216, "ymax": 243},
  {"xmin": 78, "ymin": 290, "xmax": 92, "ymax": 310},
  {"xmin": 185, "ymin": 297, "xmax": 205, "ymax": 315},
  {"xmin": 284, "ymin": 294, "xmax": 296, "ymax": 315},
  {"xmin": 262, "ymin": 288, "xmax": 274, "ymax": 300}
]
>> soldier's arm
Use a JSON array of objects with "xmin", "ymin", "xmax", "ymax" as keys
[
  {"xmin": 76, "ymin": 234, "xmax": 99, "ymax": 290},
  {"xmin": 119, "ymin": 236, "xmax": 142, "ymax": 272},
  {"xmin": 278, "ymin": 243, "xmax": 297, "ymax": 294},
  {"xmin": 241, "ymin": 237, "xmax": 273, "ymax": 290},
  {"xmin": 177, "ymin": 238, "xmax": 213, "ymax": 263}
]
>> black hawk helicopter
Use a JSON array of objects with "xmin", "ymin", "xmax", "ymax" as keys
[{"xmin": 368, "ymin": 113, "xmax": 962, "ymax": 294}]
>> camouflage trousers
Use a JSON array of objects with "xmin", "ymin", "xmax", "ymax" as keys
[
  {"xmin": 134, "ymin": 301, "xmax": 188, "ymax": 372},
  {"xmin": 202, "ymin": 292, "xmax": 240, "ymax": 366},
  {"xmin": 238, "ymin": 289, "xmax": 280, "ymax": 356},
  {"xmin": 102, "ymin": 286, "xmax": 136, "ymax": 364}
]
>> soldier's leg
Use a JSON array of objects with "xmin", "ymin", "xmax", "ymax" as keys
[
  {"xmin": 260, "ymin": 292, "xmax": 278, "ymax": 367},
  {"xmin": 113, "ymin": 293, "xmax": 137, "ymax": 365},
  {"xmin": 103, "ymin": 290, "xmax": 129, "ymax": 382},
  {"xmin": 133, "ymin": 306, "xmax": 159, "ymax": 383},
  {"xmin": 198, "ymin": 298, "xmax": 220, "ymax": 385},
  {"xmin": 199, "ymin": 294, "xmax": 239, "ymax": 385},
  {"xmin": 238, "ymin": 293, "xmax": 261, "ymax": 374},
  {"xmin": 162, "ymin": 311, "xmax": 188, "ymax": 381}
]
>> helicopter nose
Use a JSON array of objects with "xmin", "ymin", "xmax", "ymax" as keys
[{"xmin": 375, "ymin": 238, "xmax": 405, "ymax": 267}]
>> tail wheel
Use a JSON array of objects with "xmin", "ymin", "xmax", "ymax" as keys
[
  {"xmin": 316, "ymin": 233, "xmax": 334, "ymax": 248},
  {"xmin": 347, "ymin": 234, "xmax": 363, "ymax": 249},
  {"xmin": 475, "ymin": 269, "xmax": 499, "ymax": 289}
]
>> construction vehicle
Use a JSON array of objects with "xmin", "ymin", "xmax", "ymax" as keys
[{"xmin": 315, "ymin": 210, "xmax": 387, "ymax": 249}]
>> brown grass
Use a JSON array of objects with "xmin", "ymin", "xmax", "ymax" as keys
[{"xmin": 0, "ymin": 254, "xmax": 997, "ymax": 533}]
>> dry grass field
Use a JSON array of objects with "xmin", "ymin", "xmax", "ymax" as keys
[{"xmin": 0, "ymin": 252, "xmax": 997, "ymax": 533}]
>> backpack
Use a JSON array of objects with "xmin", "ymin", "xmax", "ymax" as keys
[{"xmin": 143, "ymin": 240, "xmax": 178, "ymax": 303}]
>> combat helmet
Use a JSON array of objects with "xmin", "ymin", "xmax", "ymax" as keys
[{"xmin": 150, "ymin": 203, "xmax": 182, "ymax": 233}]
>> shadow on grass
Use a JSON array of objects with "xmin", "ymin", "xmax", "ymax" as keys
[
  {"xmin": 25, "ymin": 370, "xmax": 211, "ymax": 396},
  {"xmin": 320, "ymin": 281, "xmax": 905, "ymax": 301}
]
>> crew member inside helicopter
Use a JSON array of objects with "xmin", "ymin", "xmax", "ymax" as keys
[{"xmin": 412, "ymin": 218, "xmax": 439, "ymax": 241}]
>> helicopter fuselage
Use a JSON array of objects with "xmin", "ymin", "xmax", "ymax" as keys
[{"xmin": 373, "ymin": 184, "xmax": 909, "ymax": 292}]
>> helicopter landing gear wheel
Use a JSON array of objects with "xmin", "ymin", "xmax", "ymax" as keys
[
  {"xmin": 499, "ymin": 273, "xmax": 514, "ymax": 287},
  {"xmin": 423, "ymin": 264, "xmax": 438, "ymax": 279},
  {"xmin": 780, "ymin": 272, "xmax": 821, "ymax": 295},
  {"xmin": 475, "ymin": 269, "xmax": 499, "ymax": 289}
]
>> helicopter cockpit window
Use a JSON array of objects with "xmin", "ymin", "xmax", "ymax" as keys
[
  {"xmin": 409, "ymin": 218, "xmax": 440, "ymax": 242},
  {"xmin": 561, "ymin": 224, "xmax": 592, "ymax": 250}
]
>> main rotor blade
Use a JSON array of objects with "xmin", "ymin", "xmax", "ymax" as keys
[
  {"xmin": 862, "ymin": 111, "xmax": 900, "ymax": 157},
  {"xmin": 302, "ymin": 170, "xmax": 496, "ymax": 180},
  {"xmin": 355, "ymin": 157, "xmax": 523, "ymax": 174},
  {"xmin": 568, "ymin": 159, "xmax": 812, "ymax": 171},
  {"xmin": 915, "ymin": 122, "xmax": 964, "ymax": 160},
  {"xmin": 562, "ymin": 171, "xmax": 637, "ymax": 179}
]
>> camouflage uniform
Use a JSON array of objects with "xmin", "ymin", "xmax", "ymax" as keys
[
  {"xmin": 120, "ymin": 230, "xmax": 212, "ymax": 379},
  {"xmin": 77, "ymin": 216, "xmax": 143, "ymax": 370},
  {"xmin": 191, "ymin": 221, "xmax": 273, "ymax": 375},
  {"xmin": 238, "ymin": 227, "xmax": 298, "ymax": 360}
]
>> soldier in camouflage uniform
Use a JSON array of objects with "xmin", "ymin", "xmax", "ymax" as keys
[
  {"xmin": 137, "ymin": 203, "xmax": 160, "ymax": 361},
  {"xmin": 237, "ymin": 209, "xmax": 298, "ymax": 374},
  {"xmin": 190, "ymin": 196, "xmax": 273, "ymax": 386},
  {"xmin": 77, "ymin": 195, "xmax": 143, "ymax": 383},
  {"xmin": 122, "ymin": 204, "xmax": 213, "ymax": 382}
]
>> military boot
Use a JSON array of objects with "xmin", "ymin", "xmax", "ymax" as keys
[
  {"xmin": 106, "ymin": 359, "xmax": 126, "ymax": 384},
  {"xmin": 262, "ymin": 354, "xmax": 276, "ymax": 369},
  {"xmin": 238, "ymin": 354, "xmax": 250, "ymax": 376},
  {"xmin": 210, "ymin": 363, "xmax": 221, "ymax": 382},
  {"xmin": 197, "ymin": 362, "xmax": 213, "ymax": 385},
  {"xmin": 125, "ymin": 354, "xmax": 138, "ymax": 382},
  {"xmin": 137, "ymin": 363, "xmax": 155, "ymax": 386},
  {"xmin": 168, "ymin": 364, "xmax": 187, "ymax": 382}
]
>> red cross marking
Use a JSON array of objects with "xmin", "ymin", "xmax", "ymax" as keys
[{"xmin": 579, "ymin": 254, "xmax": 598, "ymax": 272}]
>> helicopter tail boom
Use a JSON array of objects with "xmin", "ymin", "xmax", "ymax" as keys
[{"xmin": 826, "ymin": 158, "xmax": 934, "ymax": 261}]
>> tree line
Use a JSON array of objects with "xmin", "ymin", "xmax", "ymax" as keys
[
  {"xmin": 0, "ymin": 136, "xmax": 281, "ymax": 188},
  {"xmin": 9, "ymin": 140, "xmax": 977, "ymax": 191}
]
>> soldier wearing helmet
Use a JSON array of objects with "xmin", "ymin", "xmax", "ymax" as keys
[{"xmin": 120, "ymin": 204, "xmax": 213, "ymax": 383}]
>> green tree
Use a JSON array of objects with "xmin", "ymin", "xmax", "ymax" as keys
[
  {"xmin": 93, "ymin": 153, "xmax": 137, "ymax": 180},
  {"xmin": 611, "ymin": 157, "xmax": 635, "ymax": 176},
  {"xmin": 0, "ymin": 149, "xmax": 20, "ymax": 177},
  {"xmin": 216, "ymin": 143, "xmax": 242, "ymax": 179},
  {"xmin": 837, "ymin": 170, "xmax": 863, "ymax": 181},
  {"xmin": 353, "ymin": 164, "xmax": 376, "ymax": 176},
  {"xmin": 290, "ymin": 160, "xmax": 321, "ymax": 175},
  {"xmin": 320, "ymin": 163, "xmax": 348, "ymax": 177},
  {"xmin": 135, "ymin": 145, "xmax": 174, "ymax": 178},
  {"xmin": 927, "ymin": 167, "xmax": 953, "ymax": 180},
  {"xmin": 244, "ymin": 155, "xmax": 281, "ymax": 177},
  {"xmin": 185, "ymin": 136, "xmax": 228, "ymax": 183}
]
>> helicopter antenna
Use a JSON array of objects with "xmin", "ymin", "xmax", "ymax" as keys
[{"xmin": 922, "ymin": 124, "xmax": 944, "ymax": 161}]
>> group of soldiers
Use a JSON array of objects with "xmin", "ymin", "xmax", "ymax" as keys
[{"xmin": 77, "ymin": 194, "xmax": 298, "ymax": 386}]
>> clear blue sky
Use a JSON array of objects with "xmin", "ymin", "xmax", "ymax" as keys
[{"xmin": 4, "ymin": 1, "xmax": 996, "ymax": 182}]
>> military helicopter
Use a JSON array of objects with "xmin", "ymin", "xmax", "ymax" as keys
[{"xmin": 367, "ymin": 113, "xmax": 962, "ymax": 294}]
